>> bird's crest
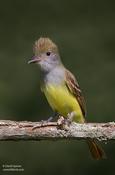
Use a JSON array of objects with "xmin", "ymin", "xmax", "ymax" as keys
[{"xmin": 33, "ymin": 37, "xmax": 58, "ymax": 55}]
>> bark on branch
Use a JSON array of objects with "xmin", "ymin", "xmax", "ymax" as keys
[{"xmin": 0, "ymin": 120, "xmax": 115, "ymax": 141}]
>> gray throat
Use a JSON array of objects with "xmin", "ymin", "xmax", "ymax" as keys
[{"xmin": 41, "ymin": 65, "xmax": 65, "ymax": 86}]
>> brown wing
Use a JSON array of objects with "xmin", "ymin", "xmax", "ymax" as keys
[{"xmin": 65, "ymin": 69, "xmax": 87, "ymax": 117}]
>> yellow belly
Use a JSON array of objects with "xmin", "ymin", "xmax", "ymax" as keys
[{"xmin": 43, "ymin": 84, "xmax": 84, "ymax": 122}]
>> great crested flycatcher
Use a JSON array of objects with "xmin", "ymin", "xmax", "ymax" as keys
[{"xmin": 28, "ymin": 37, "xmax": 106, "ymax": 159}]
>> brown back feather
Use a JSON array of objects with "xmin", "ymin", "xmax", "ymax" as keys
[{"xmin": 65, "ymin": 69, "xmax": 86, "ymax": 117}]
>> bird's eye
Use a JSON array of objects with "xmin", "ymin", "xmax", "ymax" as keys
[{"xmin": 46, "ymin": 52, "xmax": 51, "ymax": 56}]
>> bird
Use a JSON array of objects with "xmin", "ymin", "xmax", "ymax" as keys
[{"xmin": 28, "ymin": 37, "xmax": 106, "ymax": 159}]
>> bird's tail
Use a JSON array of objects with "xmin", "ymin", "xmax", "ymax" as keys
[{"xmin": 87, "ymin": 139, "xmax": 106, "ymax": 160}]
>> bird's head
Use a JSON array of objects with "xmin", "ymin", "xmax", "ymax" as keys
[{"xmin": 28, "ymin": 37, "xmax": 62, "ymax": 72}]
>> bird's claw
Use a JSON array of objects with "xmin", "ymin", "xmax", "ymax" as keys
[
  {"xmin": 32, "ymin": 120, "xmax": 49, "ymax": 130},
  {"xmin": 57, "ymin": 116, "xmax": 72, "ymax": 130}
]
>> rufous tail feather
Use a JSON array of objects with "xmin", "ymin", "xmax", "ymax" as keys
[{"xmin": 87, "ymin": 139, "xmax": 106, "ymax": 160}]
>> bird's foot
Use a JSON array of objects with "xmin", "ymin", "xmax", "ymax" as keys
[
  {"xmin": 32, "ymin": 117, "xmax": 54, "ymax": 130},
  {"xmin": 57, "ymin": 112, "xmax": 75, "ymax": 130},
  {"xmin": 44, "ymin": 112, "xmax": 59, "ymax": 122},
  {"xmin": 57, "ymin": 116, "xmax": 68, "ymax": 130},
  {"xmin": 32, "ymin": 113, "xmax": 58, "ymax": 130},
  {"xmin": 32, "ymin": 120, "xmax": 48, "ymax": 130},
  {"xmin": 57, "ymin": 116, "xmax": 65, "ymax": 126},
  {"xmin": 57, "ymin": 117, "xmax": 70, "ymax": 130}
]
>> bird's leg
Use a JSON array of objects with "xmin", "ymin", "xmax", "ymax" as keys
[
  {"xmin": 57, "ymin": 116, "xmax": 65, "ymax": 125},
  {"xmin": 57, "ymin": 112, "xmax": 75, "ymax": 130},
  {"xmin": 67, "ymin": 111, "xmax": 76, "ymax": 123},
  {"xmin": 32, "ymin": 112, "xmax": 58, "ymax": 130},
  {"xmin": 47, "ymin": 112, "xmax": 59, "ymax": 122}
]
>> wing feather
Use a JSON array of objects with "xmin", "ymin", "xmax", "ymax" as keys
[{"xmin": 65, "ymin": 69, "xmax": 86, "ymax": 117}]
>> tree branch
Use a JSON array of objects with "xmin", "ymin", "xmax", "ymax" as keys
[{"xmin": 0, "ymin": 120, "xmax": 115, "ymax": 141}]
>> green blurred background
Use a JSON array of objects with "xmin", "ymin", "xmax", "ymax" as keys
[{"xmin": 0, "ymin": 0, "xmax": 115, "ymax": 174}]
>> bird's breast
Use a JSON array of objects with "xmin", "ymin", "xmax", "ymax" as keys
[{"xmin": 42, "ymin": 84, "xmax": 83, "ymax": 120}]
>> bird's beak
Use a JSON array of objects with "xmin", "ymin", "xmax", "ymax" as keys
[{"xmin": 28, "ymin": 56, "xmax": 41, "ymax": 64}]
